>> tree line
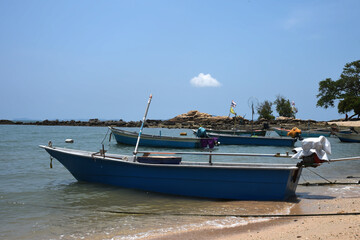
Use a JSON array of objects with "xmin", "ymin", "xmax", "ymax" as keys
[
  {"xmin": 256, "ymin": 96, "xmax": 296, "ymax": 120},
  {"xmin": 257, "ymin": 60, "xmax": 360, "ymax": 120}
]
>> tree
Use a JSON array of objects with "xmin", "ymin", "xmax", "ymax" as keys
[
  {"xmin": 257, "ymin": 100, "xmax": 275, "ymax": 120},
  {"xmin": 316, "ymin": 60, "xmax": 360, "ymax": 119},
  {"xmin": 274, "ymin": 95, "xmax": 295, "ymax": 118}
]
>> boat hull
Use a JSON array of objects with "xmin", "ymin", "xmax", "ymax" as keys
[
  {"xmin": 208, "ymin": 134, "xmax": 296, "ymax": 147},
  {"xmin": 335, "ymin": 132, "xmax": 360, "ymax": 143},
  {"xmin": 110, "ymin": 127, "xmax": 208, "ymax": 148},
  {"xmin": 274, "ymin": 128, "xmax": 331, "ymax": 138},
  {"xmin": 41, "ymin": 146, "xmax": 302, "ymax": 201}
]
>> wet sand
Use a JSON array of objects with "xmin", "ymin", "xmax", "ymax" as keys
[{"xmin": 147, "ymin": 193, "xmax": 360, "ymax": 240}]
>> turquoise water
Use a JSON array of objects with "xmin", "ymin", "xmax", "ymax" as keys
[{"xmin": 1, "ymin": 125, "xmax": 360, "ymax": 240}]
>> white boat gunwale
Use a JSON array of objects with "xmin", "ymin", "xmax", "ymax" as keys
[
  {"xmin": 110, "ymin": 127, "xmax": 209, "ymax": 141},
  {"xmin": 39, "ymin": 145, "xmax": 299, "ymax": 170}
]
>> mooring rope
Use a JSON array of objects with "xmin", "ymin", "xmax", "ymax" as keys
[
  {"xmin": 8, "ymin": 202, "xmax": 360, "ymax": 218},
  {"xmin": 306, "ymin": 168, "xmax": 334, "ymax": 183},
  {"xmin": 101, "ymin": 127, "xmax": 111, "ymax": 145},
  {"xmin": 101, "ymin": 210, "xmax": 360, "ymax": 218}
]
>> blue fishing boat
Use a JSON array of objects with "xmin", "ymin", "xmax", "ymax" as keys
[
  {"xmin": 206, "ymin": 132, "xmax": 297, "ymax": 147},
  {"xmin": 40, "ymin": 144, "xmax": 304, "ymax": 200},
  {"xmin": 273, "ymin": 127, "xmax": 331, "ymax": 138},
  {"xmin": 334, "ymin": 132, "xmax": 360, "ymax": 143},
  {"xmin": 110, "ymin": 127, "xmax": 218, "ymax": 149}
]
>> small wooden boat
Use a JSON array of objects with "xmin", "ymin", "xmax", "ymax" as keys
[
  {"xmin": 110, "ymin": 127, "xmax": 218, "ymax": 149},
  {"xmin": 334, "ymin": 132, "xmax": 360, "ymax": 143},
  {"xmin": 273, "ymin": 127, "xmax": 331, "ymax": 138},
  {"xmin": 207, "ymin": 132, "xmax": 297, "ymax": 147}
]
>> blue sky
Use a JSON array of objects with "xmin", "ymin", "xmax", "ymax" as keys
[{"xmin": 1, "ymin": 0, "xmax": 359, "ymax": 121}]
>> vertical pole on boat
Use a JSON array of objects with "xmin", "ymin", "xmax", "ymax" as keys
[
  {"xmin": 233, "ymin": 113, "xmax": 237, "ymax": 133},
  {"xmin": 251, "ymin": 102, "xmax": 254, "ymax": 134},
  {"xmin": 208, "ymin": 150, "xmax": 212, "ymax": 165},
  {"xmin": 133, "ymin": 94, "xmax": 153, "ymax": 158}
]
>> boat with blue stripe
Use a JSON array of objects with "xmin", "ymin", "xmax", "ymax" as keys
[
  {"xmin": 110, "ymin": 127, "xmax": 218, "ymax": 149},
  {"xmin": 273, "ymin": 127, "xmax": 331, "ymax": 138},
  {"xmin": 334, "ymin": 132, "xmax": 360, "ymax": 143},
  {"xmin": 207, "ymin": 132, "xmax": 297, "ymax": 147}
]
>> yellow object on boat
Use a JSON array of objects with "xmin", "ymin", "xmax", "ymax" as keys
[
  {"xmin": 287, "ymin": 127, "xmax": 301, "ymax": 138},
  {"xmin": 180, "ymin": 132, "xmax": 187, "ymax": 136}
]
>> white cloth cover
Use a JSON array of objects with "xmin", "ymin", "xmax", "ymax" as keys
[{"xmin": 292, "ymin": 136, "xmax": 331, "ymax": 161}]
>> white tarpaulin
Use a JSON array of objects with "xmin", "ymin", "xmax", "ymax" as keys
[{"xmin": 292, "ymin": 136, "xmax": 331, "ymax": 161}]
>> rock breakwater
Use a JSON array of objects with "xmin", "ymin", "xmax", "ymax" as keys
[{"xmin": 0, "ymin": 110, "xmax": 347, "ymax": 130}]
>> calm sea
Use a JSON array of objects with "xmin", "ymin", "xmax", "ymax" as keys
[{"xmin": 1, "ymin": 125, "xmax": 360, "ymax": 240}]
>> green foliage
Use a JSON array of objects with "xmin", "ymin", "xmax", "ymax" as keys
[
  {"xmin": 274, "ymin": 95, "xmax": 295, "ymax": 118},
  {"xmin": 317, "ymin": 60, "xmax": 360, "ymax": 117},
  {"xmin": 257, "ymin": 100, "xmax": 275, "ymax": 120}
]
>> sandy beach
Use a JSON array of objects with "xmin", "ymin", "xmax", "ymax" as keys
[
  {"xmin": 220, "ymin": 197, "xmax": 360, "ymax": 240},
  {"xmin": 328, "ymin": 120, "xmax": 360, "ymax": 128},
  {"xmin": 147, "ymin": 196, "xmax": 360, "ymax": 240}
]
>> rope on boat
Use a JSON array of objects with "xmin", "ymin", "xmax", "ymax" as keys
[
  {"xmin": 304, "ymin": 168, "xmax": 334, "ymax": 184},
  {"xmin": 299, "ymin": 181, "xmax": 360, "ymax": 186},
  {"xmin": 101, "ymin": 127, "xmax": 111, "ymax": 145}
]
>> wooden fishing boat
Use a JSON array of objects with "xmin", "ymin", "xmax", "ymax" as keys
[
  {"xmin": 207, "ymin": 132, "xmax": 297, "ymax": 147},
  {"xmin": 40, "ymin": 144, "xmax": 303, "ymax": 200},
  {"xmin": 110, "ymin": 127, "xmax": 218, "ymax": 149},
  {"xmin": 273, "ymin": 127, "xmax": 331, "ymax": 138},
  {"xmin": 334, "ymin": 132, "xmax": 360, "ymax": 143}
]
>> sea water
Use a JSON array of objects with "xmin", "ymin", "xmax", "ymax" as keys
[{"xmin": 1, "ymin": 125, "xmax": 360, "ymax": 240}]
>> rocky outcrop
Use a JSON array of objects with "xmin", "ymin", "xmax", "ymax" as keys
[{"xmin": 0, "ymin": 110, "xmax": 350, "ymax": 130}]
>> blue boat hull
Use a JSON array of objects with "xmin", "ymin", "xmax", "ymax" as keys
[
  {"xmin": 274, "ymin": 128, "xmax": 331, "ymax": 138},
  {"xmin": 42, "ymin": 146, "xmax": 302, "ymax": 201},
  {"xmin": 337, "ymin": 137, "xmax": 360, "ymax": 143},
  {"xmin": 208, "ymin": 134, "xmax": 296, "ymax": 147},
  {"xmin": 111, "ymin": 127, "xmax": 209, "ymax": 148},
  {"xmin": 335, "ymin": 132, "xmax": 360, "ymax": 143}
]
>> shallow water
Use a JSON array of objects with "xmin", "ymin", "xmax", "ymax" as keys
[{"xmin": 1, "ymin": 125, "xmax": 359, "ymax": 239}]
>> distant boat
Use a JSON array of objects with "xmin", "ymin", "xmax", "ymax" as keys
[
  {"xmin": 203, "ymin": 129, "xmax": 266, "ymax": 136},
  {"xmin": 207, "ymin": 132, "xmax": 297, "ymax": 147},
  {"xmin": 273, "ymin": 127, "xmax": 331, "ymax": 138},
  {"xmin": 334, "ymin": 132, "xmax": 360, "ymax": 143},
  {"xmin": 110, "ymin": 127, "xmax": 218, "ymax": 149}
]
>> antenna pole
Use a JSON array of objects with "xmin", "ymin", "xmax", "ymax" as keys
[{"xmin": 133, "ymin": 94, "xmax": 153, "ymax": 158}]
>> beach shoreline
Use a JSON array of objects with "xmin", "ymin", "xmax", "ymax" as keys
[
  {"xmin": 143, "ymin": 198, "xmax": 360, "ymax": 240},
  {"xmin": 142, "ymin": 188, "xmax": 360, "ymax": 240}
]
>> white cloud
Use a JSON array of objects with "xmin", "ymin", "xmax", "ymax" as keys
[{"xmin": 190, "ymin": 73, "xmax": 221, "ymax": 87}]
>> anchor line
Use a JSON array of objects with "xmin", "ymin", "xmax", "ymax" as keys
[
  {"xmin": 101, "ymin": 210, "xmax": 360, "ymax": 218},
  {"xmin": 304, "ymin": 168, "xmax": 334, "ymax": 184},
  {"xmin": 9, "ymin": 202, "xmax": 360, "ymax": 219}
]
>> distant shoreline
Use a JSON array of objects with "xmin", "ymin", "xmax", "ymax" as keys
[
  {"xmin": 1, "ymin": 117, "xmax": 360, "ymax": 130},
  {"xmin": 2, "ymin": 110, "xmax": 360, "ymax": 129}
]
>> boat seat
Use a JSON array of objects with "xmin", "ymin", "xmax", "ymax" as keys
[{"xmin": 137, "ymin": 156, "xmax": 182, "ymax": 164}]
